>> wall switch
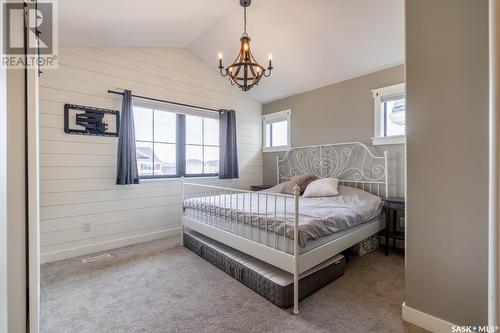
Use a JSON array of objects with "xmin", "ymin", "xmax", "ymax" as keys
[{"xmin": 83, "ymin": 222, "xmax": 92, "ymax": 232}]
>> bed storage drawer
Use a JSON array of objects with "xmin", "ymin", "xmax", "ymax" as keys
[{"xmin": 183, "ymin": 230, "xmax": 345, "ymax": 308}]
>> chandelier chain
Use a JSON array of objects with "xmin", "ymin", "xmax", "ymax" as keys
[{"xmin": 244, "ymin": 7, "xmax": 247, "ymax": 34}]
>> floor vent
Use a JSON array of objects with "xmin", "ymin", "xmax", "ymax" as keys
[{"xmin": 82, "ymin": 253, "xmax": 111, "ymax": 263}]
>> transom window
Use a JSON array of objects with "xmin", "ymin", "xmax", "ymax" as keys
[
  {"xmin": 262, "ymin": 110, "xmax": 291, "ymax": 152},
  {"xmin": 372, "ymin": 83, "xmax": 406, "ymax": 145},
  {"xmin": 133, "ymin": 104, "xmax": 219, "ymax": 178}
]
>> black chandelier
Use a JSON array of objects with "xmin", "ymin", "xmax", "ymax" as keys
[{"xmin": 218, "ymin": 0, "xmax": 273, "ymax": 91}]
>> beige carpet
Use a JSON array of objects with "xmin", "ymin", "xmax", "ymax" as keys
[{"xmin": 41, "ymin": 239, "xmax": 426, "ymax": 333}]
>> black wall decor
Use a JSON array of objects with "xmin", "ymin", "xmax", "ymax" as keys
[{"xmin": 64, "ymin": 104, "xmax": 120, "ymax": 137}]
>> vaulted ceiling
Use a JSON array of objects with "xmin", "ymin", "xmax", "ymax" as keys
[{"xmin": 59, "ymin": 0, "xmax": 404, "ymax": 103}]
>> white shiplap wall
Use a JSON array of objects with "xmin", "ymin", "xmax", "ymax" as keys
[{"xmin": 39, "ymin": 48, "xmax": 263, "ymax": 263}]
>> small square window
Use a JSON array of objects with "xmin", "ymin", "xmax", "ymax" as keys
[
  {"xmin": 382, "ymin": 95, "xmax": 405, "ymax": 137},
  {"xmin": 372, "ymin": 83, "xmax": 406, "ymax": 145},
  {"xmin": 263, "ymin": 110, "xmax": 291, "ymax": 152}
]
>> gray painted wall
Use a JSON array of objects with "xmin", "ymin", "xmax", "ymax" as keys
[
  {"xmin": 2, "ymin": 10, "xmax": 28, "ymax": 331},
  {"xmin": 263, "ymin": 65, "xmax": 406, "ymax": 197},
  {"xmin": 6, "ymin": 69, "xmax": 27, "ymax": 332},
  {"xmin": 405, "ymin": 0, "xmax": 488, "ymax": 325}
]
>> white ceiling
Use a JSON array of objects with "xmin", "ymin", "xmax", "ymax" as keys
[
  {"xmin": 59, "ymin": 0, "xmax": 235, "ymax": 48},
  {"xmin": 59, "ymin": 0, "xmax": 404, "ymax": 103}
]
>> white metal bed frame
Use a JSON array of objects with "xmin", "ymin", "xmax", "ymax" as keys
[{"xmin": 181, "ymin": 142, "xmax": 388, "ymax": 314}]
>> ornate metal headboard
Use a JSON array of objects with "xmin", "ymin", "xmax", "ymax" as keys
[{"xmin": 277, "ymin": 142, "xmax": 389, "ymax": 197}]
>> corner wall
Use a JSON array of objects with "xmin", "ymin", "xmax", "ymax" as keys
[
  {"xmin": 405, "ymin": 0, "xmax": 489, "ymax": 325},
  {"xmin": 263, "ymin": 65, "xmax": 405, "ymax": 197},
  {"xmin": 39, "ymin": 48, "xmax": 263, "ymax": 263}
]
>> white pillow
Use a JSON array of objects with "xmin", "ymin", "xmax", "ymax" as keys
[{"xmin": 303, "ymin": 178, "xmax": 339, "ymax": 198}]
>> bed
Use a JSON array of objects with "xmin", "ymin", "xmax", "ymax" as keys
[{"xmin": 181, "ymin": 142, "xmax": 389, "ymax": 314}]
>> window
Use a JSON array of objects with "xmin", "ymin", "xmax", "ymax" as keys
[
  {"xmin": 263, "ymin": 110, "xmax": 291, "ymax": 152},
  {"xmin": 133, "ymin": 104, "xmax": 219, "ymax": 179},
  {"xmin": 372, "ymin": 83, "xmax": 406, "ymax": 145},
  {"xmin": 185, "ymin": 115, "xmax": 219, "ymax": 175}
]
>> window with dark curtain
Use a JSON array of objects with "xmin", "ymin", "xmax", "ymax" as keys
[{"xmin": 133, "ymin": 104, "xmax": 220, "ymax": 179}]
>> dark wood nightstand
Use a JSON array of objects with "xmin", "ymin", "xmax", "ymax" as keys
[
  {"xmin": 382, "ymin": 197, "xmax": 405, "ymax": 256},
  {"xmin": 250, "ymin": 185, "xmax": 274, "ymax": 191}
]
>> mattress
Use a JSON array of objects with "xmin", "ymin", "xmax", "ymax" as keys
[
  {"xmin": 183, "ymin": 210, "xmax": 385, "ymax": 255},
  {"xmin": 183, "ymin": 185, "xmax": 384, "ymax": 248},
  {"xmin": 183, "ymin": 230, "xmax": 345, "ymax": 308}
]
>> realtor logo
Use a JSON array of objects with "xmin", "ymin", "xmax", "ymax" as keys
[{"xmin": 2, "ymin": 0, "xmax": 58, "ymax": 69}]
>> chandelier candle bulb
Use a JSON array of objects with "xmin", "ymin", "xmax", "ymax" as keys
[{"xmin": 218, "ymin": 52, "xmax": 223, "ymax": 69}]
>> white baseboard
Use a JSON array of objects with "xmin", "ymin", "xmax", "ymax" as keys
[
  {"xmin": 402, "ymin": 302, "xmax": 456, "ymax": 333},
  {"xmin": 41, "ymin": 227, "xmax": 181, "ymax": 264}
]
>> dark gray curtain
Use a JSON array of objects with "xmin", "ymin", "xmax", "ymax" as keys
[
  {"xmin": 116, "ymin": 90, "xmax": 139, "ymax": 185},
  {"xmin": 219, "ymin": 109, "xmax": 239, "ymax": 179}
]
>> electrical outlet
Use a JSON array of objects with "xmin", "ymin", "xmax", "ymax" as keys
[{"xmin": 83, "ymin": 222, "xmax": 92, "ymax": 232}]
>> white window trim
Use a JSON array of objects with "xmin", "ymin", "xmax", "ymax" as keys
[
  {"xmin": 262, "ymin": 109, "xmax": 291, "ymax": 152},
  {"xmin": 372, "ymin": 134, "xmax": 406, "ymax": 146},
  {"xmin": 371, "ymin": 83, "xmax": 406, "ymax": 146}
]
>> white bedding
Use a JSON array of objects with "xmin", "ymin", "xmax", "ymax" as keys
[{"xmin": 183, "ymin": 185, "xmax": 383, "ymax": 248}]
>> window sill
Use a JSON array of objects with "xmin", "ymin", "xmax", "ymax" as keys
[
  {"xmin": 372, "ymin": 135, "xmax": 406, "ymax": 146},
  {"xmin": 263, "ymin": 145, "xmax": 291, "ymax": 153},
  {"xmin": 140, "ymin": 176, "xmax": 219, "ymax": 182}
]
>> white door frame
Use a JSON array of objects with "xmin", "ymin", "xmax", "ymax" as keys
[
  {"xmin": 27, "ymin": 67, "xmax": 40, "ymax": 333},
  {"xmin": 489, "ymin": 0, "xmax": 500, "ymax": 327},
  {"xmin": 25, "ymin": 1, "xmax": 41, "ymax": 330},
  {"xmin": 0, "ymin": 1, "xmax": 8, "ymax": 331},
  {"xmin": 0, "ymin": 2, "xmax": 40, "ymax": 331}
]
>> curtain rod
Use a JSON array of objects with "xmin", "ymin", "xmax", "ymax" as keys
[{"xmin": 107, "ymin": 90, "xmax": 221, "ymax": 113}]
